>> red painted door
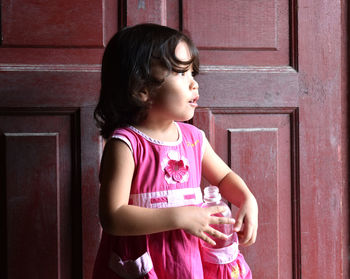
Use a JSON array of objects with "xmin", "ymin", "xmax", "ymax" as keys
[
  {"xmin": 0, "ymin": 1, "xmax": 348, "ymax": 279},
  {"xmin": 0, "ymin": 1, "xmax": 117, "ymax": 278}
]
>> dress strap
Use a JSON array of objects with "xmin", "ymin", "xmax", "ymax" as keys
[{"xmin": 129, "ymin": 187, "xmax": 203, "ymax": 208}]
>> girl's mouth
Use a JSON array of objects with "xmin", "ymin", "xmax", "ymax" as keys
[{"xmin": 189, "ymin": 95, "xmax": 199, "ymax": 106}]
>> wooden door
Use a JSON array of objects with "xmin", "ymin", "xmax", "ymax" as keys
[
  {"xmin": 0, "ymin": 1, "xmax": 348, "ymax": 279},
  {"xmin": 187, "ymin": 0, "xmax": 348, "ymax": 278},
  {"xmin": 0, "ymin": 0, "xmax": 117, "ymax": 278}
]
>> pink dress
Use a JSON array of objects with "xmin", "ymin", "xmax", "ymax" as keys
[
  {"xmin": 200, "ymin": 244, "xmax": 252, "ymax": 279},
  {"xmin": 93, "ymin": 122, "xmax": 206, "ymax": 279}
]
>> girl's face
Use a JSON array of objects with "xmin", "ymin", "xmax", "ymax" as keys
[{"xmin": 148, "ymin": 41, "xmax": 199, "ymax": 123}]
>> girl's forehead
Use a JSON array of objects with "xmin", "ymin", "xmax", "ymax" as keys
[{"xmin": 175, "ymin": 41, "xmax": 191, "ymax": 62}]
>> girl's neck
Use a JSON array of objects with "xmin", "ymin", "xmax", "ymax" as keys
[{"xmin": 133, "ymin": 120, "xmax": 179, "ymax": 143}]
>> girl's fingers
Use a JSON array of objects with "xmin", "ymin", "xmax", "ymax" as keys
[
  {"xmin": 233, "ymin": 214, "xmax": 244, "ymax": 232},
  {"xmin": 199, "ymin": 227, "xmax": 230, "ymax": 245},
  {"xmin": 210, "ymin": 216, "xmax": 236, "ymax": 225},
  {"xmin": 206, "ymin": 206, "xmax": 236, "ymax": 225},
  {"xmin": 199, "ymin": 232, "xmax": 216, "ymax": 246},
  {"xmin": 238, "ymin": 222, "xmax": 257, "ymax": 246},
  {"xmin": 239, "ymin": 230, "xmax": 250, "ymax": 246},
  {"xmin": 248, "ymin": 226, "xmax": 258, "ymax": 245},
  {"xmin": 240, "ymin": 224, "xmax": 250, "ymax": 246},
  {"xmin": 252, "ymin": 228, "xmax": 257, "ymax": 244},
  {"xmin": 207, "ymin": 205, "xmax": 226, "ymax": 214},
  {"xmin": 207, "ymin": 227, "xmax": 230, "ymax": 240},
  {"xmin": 244, "ymin": 223, "xmax": 252, "ymax": 243}
]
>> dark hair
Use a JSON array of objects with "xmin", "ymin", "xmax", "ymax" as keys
[{"xmin": 94, "ymin": 23, "xmax": 200, "ymax": 139}]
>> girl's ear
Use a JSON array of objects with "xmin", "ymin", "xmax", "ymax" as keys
[{"xmin": 136, "ymin": 89, "xmax": 150, "ymax": 103}]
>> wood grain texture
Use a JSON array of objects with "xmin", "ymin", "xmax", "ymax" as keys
[
  {"xmin": 229, "ymin": 128, "xmax": 280, "ymax": 277},
  {"xmin": 80, "ymin": 106, "xmax": 103, "ymax": 278},
  {"xmin": 184, "ymin": 0, "xmax": 278, "ymax": 49},
  {"xmin": 5, "ymin": 133, "xmax": 60, "ymax": 278},
  {"xmin": 194, "ymin": 108, "xmax": 297, "ymax": 278},
  {"xmin": 0, "ymin": 71, "xmax": 100, "ymax": 107},
  {"xmin": 0, "ymin": 109, "xmax": 81, "ymax": 278},
  {"xmin": 196, "ymin": 66, "xmax": 299, "ymax": 108},
  {"xmin": 126, "ymin": 0, "xmax": 168, "ymax": 26},
  {"xmin": 297, "ymin": 0, "xmax": 346, "ymax": 277},
  {"xmin": 2, "ymin": 0, "xmax": 103, "ymax": 47},
  {"xmin": 183, "ymin": 0, "xmax": 290, "ymax": 65}
]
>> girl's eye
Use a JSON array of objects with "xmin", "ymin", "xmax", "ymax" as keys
[{"xmin": 175, "ymin": 69, "xmax": 196, "ymax": 77}]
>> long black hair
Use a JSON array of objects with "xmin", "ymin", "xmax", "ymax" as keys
[{"xmin": 94, "ymin": 23, "xmax": 200, "ymax": 139}]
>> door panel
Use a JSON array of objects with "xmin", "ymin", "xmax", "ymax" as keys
[
  {"xmin": 183, "ymin": 0, "xmax": 290, "ymax": 65},
  {"xmin": 2, "ymin": 0, "xmax": 103, "ymax": 47},
  {"xmin": 7, "ymin": 133, "xmax": 62, "ymax": 278},
  {"xmin": 194, "ymin": 108, "xmax": 296, "ymax": 278},
  {"xmin": 1, "ymin": 110, "xmax": 79, "ymax": 278}
]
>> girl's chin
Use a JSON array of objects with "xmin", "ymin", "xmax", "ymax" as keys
[
  {"xmin": 172, "ymin": 108, "xmax": 196, "ymax": 122},
  {"xmin": 176, "ymin": 114, "xmax": 195, "ymax": 122}
]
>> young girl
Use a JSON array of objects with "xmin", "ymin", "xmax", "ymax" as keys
[{"xmin": 93, "ymin": 23, "xmax": 258, "ymax": 279}]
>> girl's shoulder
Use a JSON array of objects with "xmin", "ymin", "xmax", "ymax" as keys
[
  {"xmin": 108, "ymin": 127, "xmax": 141, "ymax": 153},
  {"xmin": 176, "ymin": 122, "xmax": 205, "ymax": 140},
  {"xmin": 111, "ymin": 126, "xmax": 133, "ymax": 138}
]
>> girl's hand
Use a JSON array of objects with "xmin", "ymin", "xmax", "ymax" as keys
[
  {"xmin": 233, "ymin": 195, "xmax": 258, "ymax": 246},
  {"xmin": 174, "ymin": 206, "xmax": 236, "ymax": 246}
]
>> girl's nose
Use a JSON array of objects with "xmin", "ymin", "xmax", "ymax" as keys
[{"xmin": 191, "ymin": 78, "xmax": 199, "ymax": 90}]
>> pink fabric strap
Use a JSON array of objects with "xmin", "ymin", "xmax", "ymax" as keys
[
  {"xmin": 108, "ymin": 251, "xmax": 153, "ymax": 279},
  {"xmin": 129, "ymin": 187, "xmax": 203, "ymax": 208},
  {"xmin": 201, "ymin": 242, "xmax": 239, "ymax": 264}
]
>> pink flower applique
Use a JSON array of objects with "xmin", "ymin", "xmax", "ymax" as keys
[{"xmin": 161, "ymin": 150, "xmax": 189, "ymax": 184}]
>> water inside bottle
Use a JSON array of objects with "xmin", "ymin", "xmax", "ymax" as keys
[
  {"xmin": 202, "ymin": 212, "xmax": 237, "ymax": 248},
  {"xmin": 201, "ymin": 186, "xmax": 238, "ymax": 248}
]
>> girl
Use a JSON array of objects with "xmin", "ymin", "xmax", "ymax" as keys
[{"xmin": 93, "ymin": 23, "xmax": 258, "ymax": 279}]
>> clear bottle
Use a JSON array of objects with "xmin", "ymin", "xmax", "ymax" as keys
[{"xmin": 201, "ymin": 186, "xmax": 238, "ymax": 248}]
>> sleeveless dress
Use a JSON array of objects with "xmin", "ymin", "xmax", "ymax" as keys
[{"xmin": 93, "ymin": 122, "xmax": 206, "ymax": 279}]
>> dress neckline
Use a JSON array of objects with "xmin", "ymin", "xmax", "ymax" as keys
[{"xmin": 128, "ymin": 122, "xmax": 183, "ymax": 146}]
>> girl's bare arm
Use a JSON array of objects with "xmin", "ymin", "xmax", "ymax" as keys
[{"xmin": 201, "ymin": 136, "xmax": 258, "ymax": 246}]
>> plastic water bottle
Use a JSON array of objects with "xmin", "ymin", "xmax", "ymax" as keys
[{"xmin": 201, "ymin": 186, "xmax": 238, "ymax": 248}]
